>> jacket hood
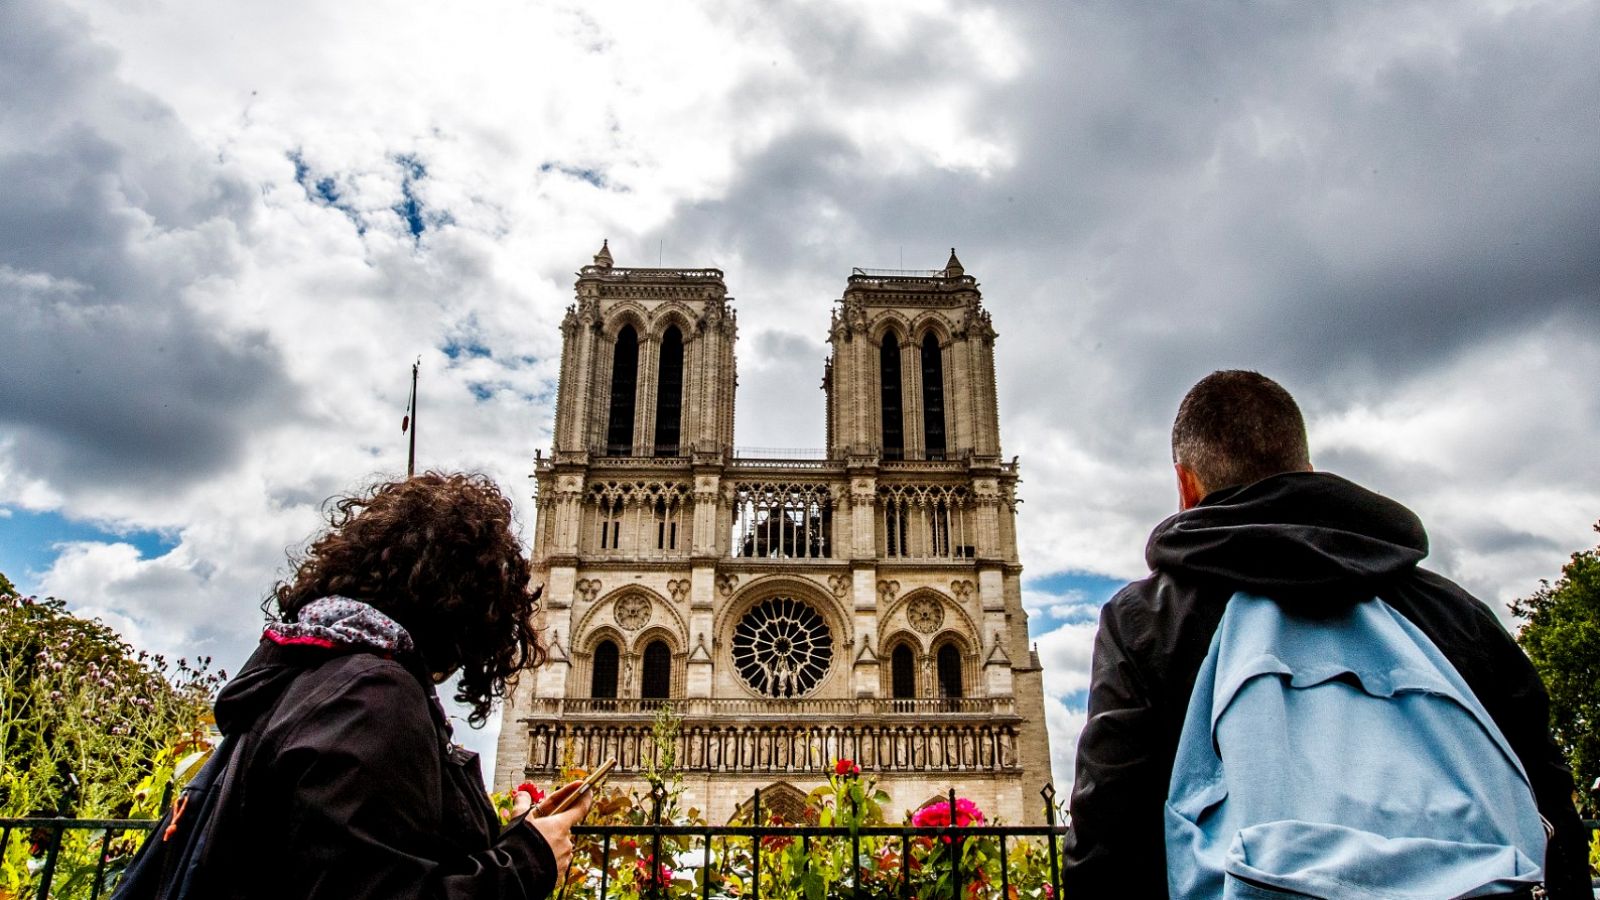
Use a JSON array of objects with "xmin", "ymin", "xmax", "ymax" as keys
[
  {"xmin": 1146, "ymin": 471, "xmax": 1428, "ymax": 605},
  {"xmin": 214, "ymin": 640, "xmax": 308, "ymax": 735}
]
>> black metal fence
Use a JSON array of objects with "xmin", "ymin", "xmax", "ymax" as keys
[
  {"xmin": 1, "ymin": 797, "xmax": 1595, "ymax": 900},
  {"xmin": 566, "ymin": 785, "xmax": 1068, "ymax": 900},
  {"xmin": 0, "ymin": 816, "xmax": 156, "ymax": 899}
]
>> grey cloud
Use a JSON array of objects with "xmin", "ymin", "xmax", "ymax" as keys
[
  {"xmin": 0, "ymin": 0, "xmax": 297, "ymax": 493},
  {"xmin": 670, "ymin": 1, "xmax": 1600, "ymax": 387}
]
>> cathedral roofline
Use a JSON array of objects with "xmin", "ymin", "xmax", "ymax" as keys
[
  {"xmin": 576, "ymin": 265, "xmax": 726, "ymax": 283},
  {"xmin": 845, "ymin": 268, "xmax": 978, "ymax": 291}
]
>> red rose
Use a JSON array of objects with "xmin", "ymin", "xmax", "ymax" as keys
[
  {"xmin": 833, "ymin": 758, "xmax": 861, "ymax": 776},
  {"xmin": 514, "ymin": 782, "xmax": 546, "ymax": 804},
  {"xmin": 636, "ymin": 856, "xmax": 673, "ymax": 887}
]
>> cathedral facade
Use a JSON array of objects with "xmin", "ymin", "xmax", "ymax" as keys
[{"xmin": 494, "ymin": 244, "xmax": 1052, "ymax": 824}]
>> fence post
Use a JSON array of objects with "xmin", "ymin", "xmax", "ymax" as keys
[
  {"xmin": 752, "ymin": 788, "xmax": 762, "ymax": 900},
  {"xmin": 948, "ymin": 789, "xmax": 962, "ymax": 900},
  {"xmin": 651, "ymin": 781, "xmax": 667, "ymax": 900},
  {"xmin": 851, "ymin": 792, "xmax": 861, "ymax": 899},
  {"xmin": 1042, "ymin": 783, "xmax": 1061, "ymax": 895},
  {"xmin": 36, "ymin": 822, "xmax": 64, "ymax": 899}
]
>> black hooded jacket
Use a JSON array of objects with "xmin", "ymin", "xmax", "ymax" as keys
[
  {"xmin": 1060, "ymin": 472, "xmax": 1589, "ymax": 898},
  {"xmin": 203, "ymin": 640, "xmax": 557, "ymax": 899}
]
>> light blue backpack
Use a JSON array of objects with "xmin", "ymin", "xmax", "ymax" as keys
[{"xmin": 1165, "ymin": 592, "xmax": 1547, "ymax": 899}]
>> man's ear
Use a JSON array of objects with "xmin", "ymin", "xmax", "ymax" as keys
[{"xmin": 1175, "ymin": 464, "xmax": 1207, "ymax": 511}]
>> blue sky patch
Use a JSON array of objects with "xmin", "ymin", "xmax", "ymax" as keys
[
  {"xmin": 539, "ymin": 161, "xmax": 610, "ymax": 189},
  {"xmin": 1028, "ymin": 570, "xmax": 1127, "ymax": 605},
  {"xmin": 288, "ymin": 149, "xmax": 366, "ymax": 235},
  {"xmin": 0, "ymin": 507, "xmax": 176, "ymax": 595},
  {"xmin": 442, "ymin": 338, "xmax": 493, "ymax": 360},
  {"xmin": 1022, "ymin": 569, "xmax": 1127, "ymax": 638}
]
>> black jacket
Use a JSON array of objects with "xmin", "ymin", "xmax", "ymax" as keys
[
  {"xmin": 206, "ymin": 641, "xmax": 557, "ymax": 899},
  {"xmin": 1061, "ymin": 472, "xmax": 1590, "ymax": 898}
]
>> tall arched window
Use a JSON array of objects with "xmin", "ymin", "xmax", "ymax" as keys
[
  {"xmin": 937, "ymin": 643, "xmax": 963, "ymax": 700},
  {"xmin": 605, "ymin": 325, "xmax": 639, "ymax": 456},
  {"xmin": 880, "ymin": 332, "xmax": 904, "ymax": 460},
  {"xmin": 591, "ymin": 639, "xmax": 620, "ymax": 699},
  {"xmin": 653, "ymin": 326, "xmax": 684, "ymax": 456},
  {"xmin": 920, "ymin": 332, "xmax": 946, "ymax": 461},
  {"xmin": 641, "ymin": 639, "xmax": 672, "ymax": 700},
  {"xmin": 891, "ymin": 643, "xmax": 916, "ymax": 705}
]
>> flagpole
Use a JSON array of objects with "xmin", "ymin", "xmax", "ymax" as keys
[{"xmin": 407, "ymin": 358, "xmax": 419, "ymax": 478}]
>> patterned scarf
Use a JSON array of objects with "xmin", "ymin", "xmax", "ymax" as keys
[{"xmin": 265, "ymin": 596, "xmax": 415, "ymax": 656}]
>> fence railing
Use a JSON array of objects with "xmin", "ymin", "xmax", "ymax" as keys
[
  {"xmin": 3, "ymin": 805, "xmax": 1596, "ymax": 899},
  {"xmin": 567, "ymin": 784, "xmax": 1068, "ymax": 900},
  {"xmin": 0, "ymin": 816, "xmax": 157, "ymax": 899}
]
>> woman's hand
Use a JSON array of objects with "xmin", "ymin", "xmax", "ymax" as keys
[{"xmin": 516, "ymin": 780, "xmax": 593, "ymax": 883}]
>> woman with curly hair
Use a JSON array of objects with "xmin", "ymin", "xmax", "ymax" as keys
[{"xmin": 195, "ymin": 473, "xmax": 586, "ymax": 898}]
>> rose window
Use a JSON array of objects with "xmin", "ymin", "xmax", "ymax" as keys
[
  {"xmin": 615, "ymin": 594, "xmax": 650, "ymax": 631},
  {"xmin": 732, "ymin": 595, "xmax": 833, "ymax": 697},
  {"xmin": 907, "ymin": 596, "xmax": 943, "ymax": 634}
]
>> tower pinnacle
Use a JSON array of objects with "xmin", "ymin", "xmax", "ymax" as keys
[{"xmin": 944, "ymin": 248, "xmax": 964, "ymax": 278}]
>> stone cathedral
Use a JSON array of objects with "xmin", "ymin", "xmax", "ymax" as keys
[{"xmin": 495, "ymin": 243, "xmax": 1052, "ymax": 824}]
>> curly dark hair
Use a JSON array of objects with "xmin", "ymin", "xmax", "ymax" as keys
[{"xmin": 271, "ymin": 472, "xmax": 545, "ymax": 727}]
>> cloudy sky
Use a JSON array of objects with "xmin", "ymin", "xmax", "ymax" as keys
[{"xmin": 3, "ymin": 0, "xmax": 1598, "ymax": 791}]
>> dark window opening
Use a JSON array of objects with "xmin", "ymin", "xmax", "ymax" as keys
[
  {"xmin": 892, "ymin": 644, "xmax": 916, "ymax": 705},
  {"xmin": 653, "ymin": 326, "xmax": 684, "ymax": 456},
  {"xmin": 592, "ymin": 640, "xmax": 619, "ymax": 699},
  {"xmin": 605, "ymin": 325, "xmax": 639, "ymax": 455},
  {"xmin": 599, "ymin": 499, "xmax": 622, "ymax": 550},
  {"xmin": 641, "ymin": 640, "xmax": 672, "ymax": 700},
  {"xmin": 880, "ymin": 333, "xmax": 904, "ymax": 460},
  {"xmin": 921, "ymin": 332, "xmax": 946, "ymax": 461},
  {"xmin": 655, "ymin": 499, "xmax": 677, "ymax": 550},
  {"xmin": 937, "ymin": 643, "xmax": 963, "ymax": 700},
  {"xmin": 886, "ymin": 505, "xmax": 908, "ymax": 557}
]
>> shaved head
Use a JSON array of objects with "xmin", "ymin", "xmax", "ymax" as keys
[{"xmin": 1172, "ymin": 370, "xmax": 1311, "ymax": 495}]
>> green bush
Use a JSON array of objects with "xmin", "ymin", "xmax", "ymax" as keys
[{"xmin": 1, "ymin": 576, "xmax": 221, "ymax": 897}]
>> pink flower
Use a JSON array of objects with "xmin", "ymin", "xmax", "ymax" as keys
[
  {"xmin": 911, "ymin": 798, "xmax": 986, "ymax": 841},
  {"xmin": 833, "ymin": 758, "xmax": 861, "ymax": 777}
]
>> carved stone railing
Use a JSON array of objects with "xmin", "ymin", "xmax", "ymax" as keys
[
  {"xmin": 527, "ymin": 697, "xmax": 1016, "ymax": 718},
  {"xmin": 520, "ymin": 720, "xmax": 1021, "ymax": 776}
]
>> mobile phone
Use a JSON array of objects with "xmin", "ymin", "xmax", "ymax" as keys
[{"xmin": 550, "ymin": 758, "xmax": 617, "ymax": 815}]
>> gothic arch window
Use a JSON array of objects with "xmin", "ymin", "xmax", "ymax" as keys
[
  {"xmin": 592, "ymin": 638, "xmax": 620, "ymax": 699},
  {"xmin": 653, "ymin": 325, "xmax": 684, "ymax": 456},
  {"xmin": 641, "ymin": 639, "xmax": 672, "ymax": 700},
  {"xmin": 879, "ymin": 330, "xmax": 904, "ymax": 461},
  {"xmin": 920, "ymin": 332, "xmax": 946, "ymax": 461},
  {"xmin": 936, "ymin": 642, "xmax": 964, "ymax": 700},
  {"xmin": 891, "ymin": 643, "xmax": 916, "ymax": 702},
  {"xmin": 605, "ymin": 324, "xmax": 639, "ymax": 455}
]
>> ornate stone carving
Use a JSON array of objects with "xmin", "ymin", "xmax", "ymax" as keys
[
  {"xmin": 828, "ymin": 574, "xmax": 851, "ymax": 599},
  {"xmin": 667, "ymin": 579, "xmax": 690, "ymax": 603},
  {"xmin": 615, "ymin": 594, "xmax": 650, "ymax": 631},
  {"xmin": 877, "ymin": 580, "xmax": 900, "ymax": 604},
  {"xmin": 717, "ymin": 573, "xmax": 739, "ymax": 597},
  {"xmin": 950, "ymin": 579, "xmax": 975, "ymax": 601},
  {"xmin": 576, "ymin": 579, "xmax": 602, "ymax": 603},
  {"xmin": 907, "ymin": 596, "xmax": 943, "ymax": 634}
]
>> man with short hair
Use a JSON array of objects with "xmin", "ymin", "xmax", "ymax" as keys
[{"xmin": 1061, "ymin": 370, "xmax": 1590, "ymax": 897}]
